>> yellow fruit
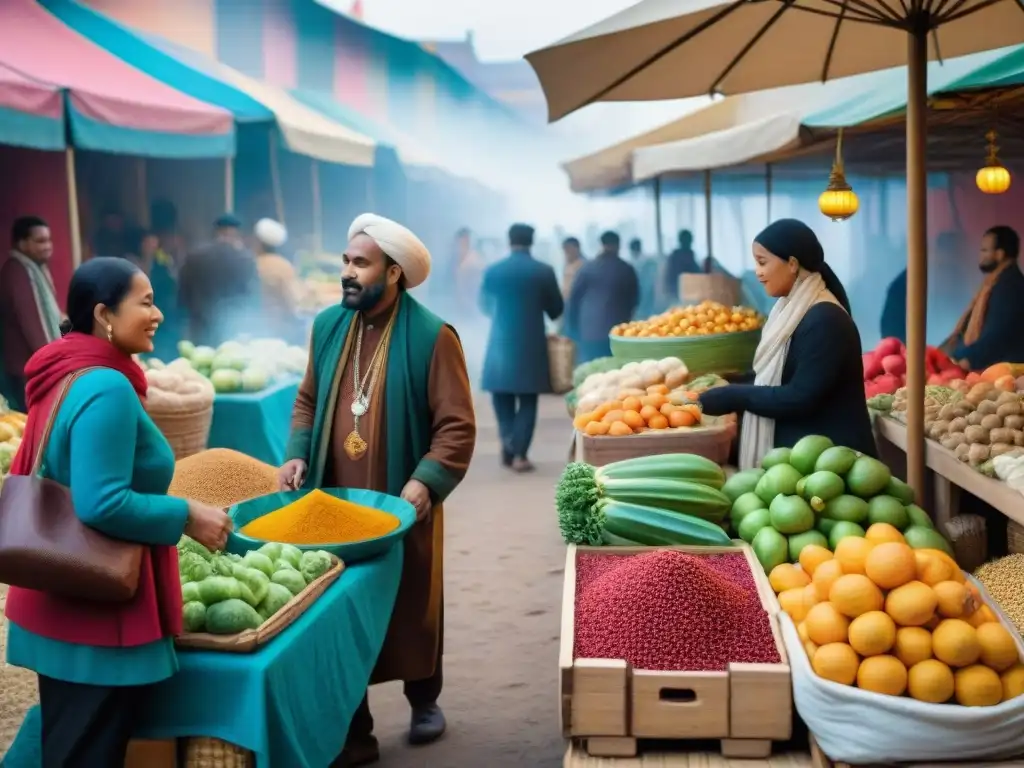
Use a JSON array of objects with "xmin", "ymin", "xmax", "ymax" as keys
[
  {"xmin": 885, "ymin": 581, "xmax": 938, "ymax": 627},
  {"xmin": 914, "ymin": 551, "xmax": 954, "ymax": 586},
  {"xmin": 813, "ymin": 559, "xmax": 845, "ymax": 601},
  {"xmin": 812, "ymin": 643, "xmax": 860, "ymax": 685},
  {"xmin": 857, "ymin": 655, "xmax": 908, "ymax": 696},
  {"xmin": 894, "ymin": 627, "xmax": 933, "ymax": 667},
  {"xmin": 802, "ymin": 583, "xmax": 821, "ymax": 610},
  {"xmin": 976, "ymin": 622, "xmax": 1020, "ymax": 671},
  {"xmin": 805, "ymin": 640, "xmax": 820, "ymax": 659},
  {"xmin": 967, "ymin": 605, "xmax": 999, "ymax": 628},
  {"xmin": 864, "ymin": 522, "xmax": 906, "ymax": 545},
  {"xmin": 908, "ymin": 659, "xmax": 955, "ymax": 703},
  {"xmin": 779, "ymin": 587, "xmax": 814, "ymax": 622},
  {"xmin": 834, "ymin": 537, "xmax": 875, "ymax": 575},
  {"xmin": 932, "ymin": 581, "xmax": 971, "ymax": 619},
  {"xmin": 932, "ymin": 619, "xmax": 981, "ymax": 668},
  {"xmin": 848, "ymin": 611, "xmax": 897, "ymax": 657},
  {"xmin": 829, "ymin": 574, "xmax": 885, "ymax": 618},
  {"xmin": 1001, "ymin": 665, "xmax": 1024, "ymax": 701},
  {"xmin": 799, "ymin": 545, "xmax": 833, "ymax": 578},
  {"xmin": 769, "ymin": 563, "xmax": 811, "ymax": 593},
  {"xmin": 805, "ymin": 602, "xmax": 851, "ymax": 646},
  {"xmin": 864, "ymin": 542, "xmax": 917, "ymax": 589},
  {"xmin": 919, "ymin": 548, "xmax": 965, "ymax": 583},
  {"xmin": 954, "ymin": 665, "xmax": 1003, "ymax": 706},
  {"xmin": 797, "ymin": 621, "xmax": 810, "ymax": 643}
]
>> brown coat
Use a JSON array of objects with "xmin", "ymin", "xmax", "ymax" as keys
[
  {"xmin": 0, "ymin": 255, "xmax": 58, "ymax": 380},
  {"xmin": 291, "ymin": 296, "xmax": 475, "ymax": 683}
]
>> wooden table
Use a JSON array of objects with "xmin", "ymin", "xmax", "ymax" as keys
[{"xmin": 874, "ymin": 417, "xmax": 1024, "ymax": 529}]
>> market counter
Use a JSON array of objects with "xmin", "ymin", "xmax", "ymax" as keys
[
  {"xmin": 874, "ymin": 417, "xmax": 1023, "ymax": 528},
  {"xmin": 208, "ymin": 377, "xmax": 300, "ymax": 466}
]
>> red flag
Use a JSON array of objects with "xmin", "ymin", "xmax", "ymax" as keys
[{"xmin": 350, "ymin": 0, "xmax": 364, "ymax": 19}]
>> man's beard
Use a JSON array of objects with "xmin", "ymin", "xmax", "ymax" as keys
[
  {"xmin": 980, "ymin": 260, "xmax": 1000, "ymax": 274},
  {"xmin": 341, "ymin": 277, "xmax": 386, "ymax": 310}
]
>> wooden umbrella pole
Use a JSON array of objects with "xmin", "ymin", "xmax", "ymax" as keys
[
  {"xmin": 224, "ymin": 156, "xmax": 234, "ymax": 212},
  {"xmin": 905, "ymin": 24, "xmax": 929, "ymax": 502},
  {"xmin": 703, "ymin": 169, "xmax": 713, "ymax": 264},
  {"xmin": 654, "ymin": 176, "xmax": 664, "ymax": 256},
  {"xmin": 65, "ymin": 148, "xmax": 82, "ymax": 269}
]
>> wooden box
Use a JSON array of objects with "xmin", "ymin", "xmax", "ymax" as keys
[
  {"xmin": 680, "ymin": 274, "xmax": 741, "ymax": 307},
  {"xmin": 560, "ymin": 544, "xmax": 790, "ymax": 760},
  {"xmin": 576, "ymin": 421, "xmax": 735, "ymax": 467}
]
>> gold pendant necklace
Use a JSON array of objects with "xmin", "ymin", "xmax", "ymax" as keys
[{"xmin": 344, "ymin": 311, "xmax": 395, "ymax": 460}]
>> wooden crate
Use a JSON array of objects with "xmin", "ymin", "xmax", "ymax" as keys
[
  {"xmin": 575, "ymin": 422, "xmax": 734, "ymax": 466},
  {"xmin": 566, "ymin": 740, "xmax": 813, "ymax": 766},
  {"xmin": 809, "ymin": 737, "xmax": 1024, "ymax": 768},
  {"xmin": 560, "ymin": 544, "xmax": 791, "ymax": 760}
]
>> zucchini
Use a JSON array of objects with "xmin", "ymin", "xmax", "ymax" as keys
[
  {"xmin": 600, "ymin": 500, "xmax": 733, "ymax": 546},
  {"xmin": 600, "ymin": 529, "xmax": 643, "ymax": 546},
  {"xmin": 599, "ymin": 477, "xmax": 731, "ymax": 523},
  {"xmin": 597, "ymin": 453, "xmax": 725, "ymax": 489}
]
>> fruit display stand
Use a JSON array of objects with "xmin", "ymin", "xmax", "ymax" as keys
[
  {"xmin": 609, "ymin": 330, "xmax": 761, "ymax": 376},
  {"xmin": 560, "ymin": 543, "xmax": 792, "ymax": 760},
  {"xmin": 575, "ymin": 419, "xmax": 736, "ymax": 466}
]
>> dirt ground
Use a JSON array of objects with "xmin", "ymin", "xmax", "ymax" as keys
[{"xmin": 367, "ymin": 395, "xmax": 570, "ymax": 768}]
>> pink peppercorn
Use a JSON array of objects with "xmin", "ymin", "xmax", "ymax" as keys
[{"xmin": 574, "ymin": 551, "xmax": 780, "ymax": 671}]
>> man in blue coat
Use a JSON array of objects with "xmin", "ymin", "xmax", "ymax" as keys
[{"xmin": 480, "ymin": 223, "xmax": 564, "ymax": 472}]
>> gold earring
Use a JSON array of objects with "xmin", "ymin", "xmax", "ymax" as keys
[{"xmin": 106, "ymin": 324, "xmax": 113, "ymax": 343}]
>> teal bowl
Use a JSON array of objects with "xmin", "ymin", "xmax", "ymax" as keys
[
  {"xmin": 608, "ymin": 329, "xmax": 761, "ymax": 376},
  {"xmin": 226, "ymin": 487, "xmax": 416, "ymax": 565}
]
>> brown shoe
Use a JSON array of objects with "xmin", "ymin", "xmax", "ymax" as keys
[
  {"xmin": 331, "ymin": 735, "xmax": 380, "ymax": 767},
  {"xmin": 512, "ymin": 458, "xmax": 535, "ymax": 473}
]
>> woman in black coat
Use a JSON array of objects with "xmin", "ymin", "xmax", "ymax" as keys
[{"xmin": 700, "ymin": 219, "xmax": 875, "ymax": 469}]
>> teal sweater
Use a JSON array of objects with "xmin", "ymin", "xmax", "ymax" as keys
[{"xmin": 5, "ymin": 368, "xmax": 189, "ymax": 686}]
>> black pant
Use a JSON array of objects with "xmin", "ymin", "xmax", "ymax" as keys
[
  {"xmin": 38, "ymin": 675, "xmax": 151, "ymax": 768},
  {"xmin": 491, "ymin": 393, "xmax": 538, "ymax": 462}
]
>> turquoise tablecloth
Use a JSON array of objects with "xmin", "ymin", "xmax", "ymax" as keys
[
  {"xmin": 2, "ymin": 544, "xmax": 402, "ymax": 768},
  {"xmin": 208, "ymin": 377, "xmax": 300, "ymax": 466}
]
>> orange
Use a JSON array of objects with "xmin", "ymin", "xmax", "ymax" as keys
[
  {"xmin": 769, "ymin": 564, "xmax": 811, "ymax": 594},
  {"xmin": 812, "ymin": 559, "xmax": 845, "ymax": 601},
  {"xmin": 885, "ymin": 581, "xmax": 938, "ymax": 627},
  {"xmin": 864, "ymin": 542, "xmax": 917, "ymax": 589},
  {"xmin": 812, "ymin": 643, "xmax": 860, "ymax": 685},
  {"xmin": 804, "ymin": 640, "xmax": 820, "ymax": 660},
  {"xmin": 1001, "ymin": 665, "xmax": 1024, "ymax": 701},
  {"xmin": 932, "ymin": 619, "xmax": 981, "ymax": 668},
  {"xmin": 668, "ymin": 410, "xmax": 696, "ymax": 428},
  {"xmin": 848, "ymin": 611, "xmax": 897, "ymax": 657},
  {"xmin": 976, "ymin": 622, "xmax": 1020, "ymax": 671},
  {"xmin": 779, "ymin": 587, "xmax": 815, "ymax": 622},
  {"xmin": 572, "ymin": 412, "xmax": 593, "ymax": 430},
  {"xmin": 607, "ymin": 421, "xmax": 633, "ymax": 436},
  {"xmin": 954, "ymin": 665, "xmax": 1003, "ymax": 706},
  {"xmin": 622, "ymin": 410, "xmax": 645, "ymax": 430},
  {"xmin": 602, "ymin": 409, "xmax": 625, "ymax": 424},
  {"xmin": 584, "ymin": 421, "xmax": 610, "ymax": 436},
  {"xmin": 647, "ymin": 414, "xmax": 669, "ymax": 430},
  {"xmin": 932, "ymin": 581, "xmax": 971, "ymax": 619},
  {"xmin": 797, "ymin": 621, "xmax": 810, "ymax": 643},
  {"xmin": 829, "ymin": 574, "xmax": 884, "ymax": 618},
  {"xmin": 865, "ymin": 523, "xmax": 906, "ymax": 545},
  {"xmin": 857, "ymin": 655, "xmax": 908, "ymax": 696},
  {"xmin": 893, "ymin": 627, "xmax": 933, "ymax": 667},
  {"xmin": 914, "ymin": 550, "xmax": 955, "ymax": 586},
  {"xmin": 967, "ymin": 604, "xmax": 999, "ymax": 628},
  {"xmin": 919, "ymin": 548, "xmax": 964, "ymax": 583},
  {"xmin": 805, "ymin": 602, "xmax": 851, "ymax": 646},
  {"xmin": 639, "ymin": 404, "xmax": 660, "ymax": 422},
  {"xmin": 659, "ymin": 403, "xmax": 677, "ymax": 417},
  {"xmin": 799, "ymin": 545, "xmax": 834, "ymax": 578},
  {"xmin": 646, "ymin": 384, "xmax": 670, "ymax": 395},
  {"xmin": 591, "ymin": 404, "xmax": 611, "ymax": 420},
  {"xmin": 834, "ymin": 537, "xmax": 875, "ymax": 575},
  {"xmin": 908, "ymin": 659, "xmax": 955, "ymax": 703},
  {"xmin": 621, "ymin": 396, "xmax": 642, "ymax": 412}
]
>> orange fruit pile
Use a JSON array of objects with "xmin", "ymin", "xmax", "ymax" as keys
[
  {"xmin": 572, "ymin": 385, "xmax": 703, "ymax": 436},
  {"xmin": 772, "ymin": 532, "xmax": 1023, "ymax": 706},
  {"xmin": 611, "ymin": 301, "xmax": 763, "ymax": 338}
]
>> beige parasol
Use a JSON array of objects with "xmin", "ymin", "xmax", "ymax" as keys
[{"xmin": 527, "ymin": 0, "xmax": 1024, "ymax": 499}]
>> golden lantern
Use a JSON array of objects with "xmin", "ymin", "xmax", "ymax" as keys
[
  {"xmin": 976, "ymin": 130, "xmax": 1011, "ymax": 195},
  {"xmin": 819, "ymin": 128, "xmax": 859, "ymax": 222}
]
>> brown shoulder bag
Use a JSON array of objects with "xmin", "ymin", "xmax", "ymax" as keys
[{"xmin": 0, "ymin": 369, "xmax": 143, "ymax": 601}]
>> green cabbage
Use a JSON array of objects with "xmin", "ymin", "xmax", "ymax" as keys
[
  {"xmin": 277, "ymin": 544, "xmax": 302, "ymax": 569},
  {"xmin": 205, "ymin": 599, "xmax": 263, "ymax": 634},
  {"xmin": 274, "ymin": 560, "xmax": 298, "ymax": 573},
  {"xmin": 182, "ymin": 601, "xmax": 207, "ymax": 632},
  {"xmin": 256, "ymin": 542, "xmax": 283, "ymax": 561},
  {"xmin": 232, "ymin": 565, "xmax": 270, "ymax": 607},
  {"xmin": 180, "ymin": 554, "xmax": 211, "ymax": 583},
  {"xmin": 257, "ymin": 583, "xmax": 294, "ymax": 621},
  {"xmin": 241, "ymin": 551, "xmax": 274, "ymax": 578},
  {"xmin": 270, "ymin": 568, "xmax": 307, "ymax": 597},
  {"xmin": 181, "ymin": 581, "xmax": 201, "ymax": 604},
  {"xmin": 196, "ymin": 576, "xmax": 242, "ymax": 606},
  {"xmin": 209, "ymin": 556, "xmax": 235, "ymax": 577},
  {"xmin": 300, "ymin": 550, "xmax": 333, "ymax": 583},
  {"xmin": 177, "ymin": 536, "xmax": 213, "ymax": 561}
]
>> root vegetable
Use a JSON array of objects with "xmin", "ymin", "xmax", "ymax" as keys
[
  {"xmin": 977, "ymin": 400, "xmax": 999, "ymax": 416},
  {"xmin": 940, "ymin": 433, "xmax": 966, "ymax": 451},
  {"xmin": 991, "ymin": 443, "xmax": 1017, "ymax": 458},
  {"xmin": 998, "ymin": 401, "xmax": 1023, "ymax": 418},
  {"xmin": 968, "ymin": 444, "xmax": 991, "ymax": 464},
  {"xmin": 981, "ymin": 414, "xmax": 1005, "ymax": 431},
  {"xmin": 938, "ymin": 403, "xmax": 957, "ymax": 420},
  {"xmin": 997, "ymin": 391, "xmax": 1021, "ymax": 406},
  {"xmin": 949, "ymin": 417, "xmax": 969, "ymax": 434},
  {"xmin": 954, "ymin": 401, "xmax": 976, "ymax": 417},
  {"xmin": 955, "ymin": 444, "xmax": 971, "ymax": 462},
  {"xmin": 929, "ymin": 420, "xmax": 951, "ymax": 439},
  {"xmin": 967, "ymin": 411, "xmax": 986, "ymax": 427},
  {"xmin": 964, "ymin": 425, "xmax": 990, "ymax": 444},
  {"xmin": 1016, "ymin": 431, "xmax": 1024, "ymax": 448}
]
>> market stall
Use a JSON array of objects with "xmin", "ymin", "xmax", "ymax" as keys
[{"xmin": 209, "ymin": 378, "xmax": 302, "ymax": 467}]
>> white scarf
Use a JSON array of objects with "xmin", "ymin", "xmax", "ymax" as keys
[
  {"xmin": 738, "ymin": 269, "xmax": 843, "ymax": 470},
  {"xmin": 10, "ymin": 249, "xmax": 61, "ymax": 344}
]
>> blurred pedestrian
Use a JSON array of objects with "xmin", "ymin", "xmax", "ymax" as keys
[
  {"xmin": 453, "ymin": 227, "xmax": 485, "ymax": 323},
  {"xmin": 561, "ymin": 236, "xmax": 586, "ymax": 300},
  {"xmin": 564, "ymin": 231, "xmax": 639, "ymax": 364},
  {"xmin": 664, "ymin": 229, "xmax": 702, "ymax": 305},
  {"xmin": 629, "ymin": 237, "xmax": 658, "ymax": 320},
  {"xmin": 480, "ymin": 223, "xmax": 563, "ymax": 472},
  {"xmin": 129, "ymin": 229, "xmax": 181, "ymax": 360},
  {"xmin": 253, "ymin": 218, "xmax": 304, "ymax": 343}
]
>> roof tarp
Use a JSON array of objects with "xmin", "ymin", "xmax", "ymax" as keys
[
  {"xmin": 0, "ymin": 62, "xmax": 64, "ymax": 150},
  {"xmin": 137, "ymin": 33, "xmax": 376, "ymax": 167},
  {"xmin": 0, "ymin": 0, "xmax": 233, "ymax": 158},
  {"xmin": 42, "ymin": 0, "xmax": 271, "ymax": 124}
]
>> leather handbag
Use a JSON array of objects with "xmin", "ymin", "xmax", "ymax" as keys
[{"xmin": 0, "ymin": 369, "xmax": 143, "ymax": 601}]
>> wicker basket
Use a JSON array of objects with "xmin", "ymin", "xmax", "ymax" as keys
[
  {"xmin": 548, "ymin": 335, "xmax": 576, "ymax": 395},
  {"xmin": 146, "ymin": 389, "xmax": 215, "ymax": 461},
  {"xmin": 944, "ymin": 514, "xmax": 987, "ymax": 573},
  {"xmin": 185, "ymin": 737, "xmax": 253, "ymax": 768},
  {"xmin": 609, "ymin": 329, "xmax": 760, "ymax": 376},
  {"xmin": 1008, "ymin": 519, "xmax": 1024, "ymax": 555}
]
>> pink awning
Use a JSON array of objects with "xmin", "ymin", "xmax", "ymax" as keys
[
  {"xmin": 0, "ymin": 0, "xmax": 231, "ymax": 136},
  {"xmin": 0, "ymin": 62, "xmax": 61, "ymax": 118}
]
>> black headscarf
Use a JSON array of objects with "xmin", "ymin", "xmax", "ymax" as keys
[{"xmin": 754, "ymin": 218, "xmax": 852, "ymax": 314}]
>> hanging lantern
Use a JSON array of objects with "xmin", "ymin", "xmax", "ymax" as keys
[
  {"xmin": 819, "ymin": 128, "xmax": 859, "ymax": 222},
  {"xmin": 976, "ymin": 130, "xmax": 1011, "ymax": 195}
]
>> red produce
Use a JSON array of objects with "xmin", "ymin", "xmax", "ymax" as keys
[
  {"xmin": 874, "ymin": 374, "xmax": 902, "ymax": 395},
  {"xmin": 863, "ymin": 353, "xmax": 883, "ymax": 380},
  {"xmin": 881, "ymin": 355, "xmax": 906, "ymax": 376},
  {"xmin": 876, "ymin": 337, "xmax": 903, "ymax": 358}
]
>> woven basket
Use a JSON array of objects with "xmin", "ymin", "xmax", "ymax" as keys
[
  {"xmin": 146, "ymin": 390, "xmax": 215, "ymax": 461},
  {"xmin": 185, "ymin": 737, "xmax": 253, "ymax": 768},
  {"xmin": 548, "ymin": 335, "xmax": 576, "ymax": 395},
  {"xmin": 609, "ymin": 329, "xmax": 760, "ymax": 376},
  {"xmin": 1009, "ymin": 520, "xmax": 1024, "ymax": 555},
  {"xmin": 944, "ymin": 514, "xmax": 987, "ymax": 573}
]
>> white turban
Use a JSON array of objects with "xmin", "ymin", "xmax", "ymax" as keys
[
  {"xmin": 348, "ymin": 213, "xmax": 431, "ymax": 289},
  {"xmin": 255, "ymin": 218, "xmax": 288, "ymax": 248}
]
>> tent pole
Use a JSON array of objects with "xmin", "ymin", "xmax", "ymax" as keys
[
  {"xmin": 654, "ymin": 176, "xmax": 664, "ymax": 257},
  {"xmin": 765, "ymin": 163, "xmax": 773, "ymax": 222},
  {"xmin": 65, "ymin": 148, "xmax": 82, "ymax": 269},
  {"xmin": 311, "ymin": 160, "xmax": 323, "ymax": 253},
  {"xmin": 905, "ymin": 24, "xmax": 929, "ymax": 503},
  {"xmin": 225, "ymin": 156, "xmax": 234, "ymax": 212},
  {"xmin": 269, "ymin": 130, "xmax": 285, "ymax": 225},
  {"xmin": 703, "ymin": 170, "xmax": 713, "ymax": 270},
  {"xmin": 136, "ymin": 158, "xmax": 149, "ymax": 227}
]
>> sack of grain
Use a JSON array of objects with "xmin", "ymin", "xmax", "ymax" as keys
[{"xmin": 169, "ymin": 448, "xmax": 279, "ymax": 508}]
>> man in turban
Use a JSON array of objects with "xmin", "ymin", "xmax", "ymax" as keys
[
  {"xmin": 253, "ymin": 218, "xmax": 303, "ymax": 342},
  {"xmin": 278, "ymin": 214, "xmax": 476, "ymax": 766}
]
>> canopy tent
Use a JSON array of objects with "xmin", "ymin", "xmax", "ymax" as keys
[
  {"xmin": 0, "ymin": 62, "xmax": 64, "ymax": 150},
  {"xmin": 43, "ymin": 0, "xmax": 375, "ymax": 167},
  {"xmin": 0, "ymin": 0, "xmax": 232, "ymax": 158}
]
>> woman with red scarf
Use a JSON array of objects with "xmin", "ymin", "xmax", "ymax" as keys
[{"xmin": 3, "ymin": 257, "xmax": 231, "ymax": 767}]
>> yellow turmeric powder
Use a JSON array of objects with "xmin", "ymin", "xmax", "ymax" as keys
[{"xmin": 240, "ymin": 489, "xmax": 400, "ymax": 545}]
